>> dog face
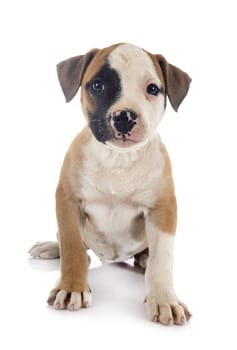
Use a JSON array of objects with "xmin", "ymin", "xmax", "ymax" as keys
[{"xmin": 57, "ymin": 43, "xmax": 191, "ymax": 150}]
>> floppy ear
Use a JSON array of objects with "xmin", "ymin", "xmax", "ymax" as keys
[
  {"xmin": 156, "ymin": 55, "xmax": 191, "ymax": 112},
  {"xmin": 57, "ymin": 48, "xmax": 99, "ymax": 102}
]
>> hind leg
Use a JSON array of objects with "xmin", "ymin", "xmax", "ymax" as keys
[
  {"xmin": 29, "ymin": 240, "xmax": 91, "ymax": 263},
  {"xmin": 134, "ymin": 248, "xmax": 149, "ymax": 270},
  {"xmin": 29, "ymin": 241, "xmax": 60, "ymax": 259}
]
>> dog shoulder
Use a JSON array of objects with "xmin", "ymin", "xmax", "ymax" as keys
[
  {"xmin": 138, "ymin": 135, "xmax": 175, "ymax": 206},
  {"xmin": 144, "ymin": 135, "xmax": 173, "ymax": 189},
  {"xmin": 58, "ymin": 127, "xmax": 92, "ymax": 190},
  {"xmin": 160, "ymin": 141, "xmax": 174, "ymax": 184}
]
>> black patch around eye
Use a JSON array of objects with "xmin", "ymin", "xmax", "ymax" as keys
[
  {"xmin": 90, "ymin": 79, "xmax": 105, "ymax": 95},
  {"xmin": 86, "ymin": 63, "xmax": 121, "ymax": 143},
  {"xmin": 86, "ymin": 63, "xmax": 121, "ymax": 104},
  {"xmin": 88, "ymin": 111, "xmax": 114, "ymax": 143}
]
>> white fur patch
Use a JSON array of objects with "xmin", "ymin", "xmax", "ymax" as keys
[
  {"xmin": 77, "ymin": 133, "xmax": 165, "ymax": 262},
  {"xmin": 108, "ymin": 43, "xmax": 163, "ymax": 90},
  {"xmin": 107, "ymin": 44, "xmax": 165, "ymax": 150},
  {"xmin": 144, "ymin": 225, "xmax": 190, "ymax": 324},
  {"xmin": 52, "ymin": 290, "xmax": 92, "ymax": 311},
  {"xmin": 145, "ymin": 227, "xmax": 176, "ymax": 297}
]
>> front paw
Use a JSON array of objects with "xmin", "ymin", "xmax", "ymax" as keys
[
  {"xmin": 145, "ymin": 294, "xmax": 192, "ymax": 326},
  {"xmin": 48, "ymin": 287, "xmax": 92, "ymax": 311}
]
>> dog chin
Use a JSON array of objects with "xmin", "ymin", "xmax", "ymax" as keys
[
  {"xmin": 109, "ymin": 138, "xmax": 139, "ymax": 147},
  {"xmin": 105, "ymin": 137, "xmax": 147, "ymax": 152}
]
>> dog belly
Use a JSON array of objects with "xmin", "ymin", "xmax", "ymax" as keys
[{"xmin": 81, "ymin": 202, "xmax": 147, "ymax": 262}]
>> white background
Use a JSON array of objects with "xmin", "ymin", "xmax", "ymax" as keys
[{"xmin": 1, "ymin": 0, "xmax": 237, "ymax": 349}]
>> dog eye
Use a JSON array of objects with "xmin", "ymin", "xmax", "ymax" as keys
[
  {"xmin": 146, "ymin": 84, "xmax": 160, "ymax": 96},
  {"xmin": 90, "ymin": 79, "xmax": 105, "ymax": 95}
]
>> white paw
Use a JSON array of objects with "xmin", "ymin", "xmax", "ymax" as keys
[
  {"xmin": 47, "ymin": 289, "xmax": 92, "ymax": 311},
  {"xmin": 28, "ymin": 241, "xmax": 60, "ymax": 259},
  {"xmin": 145, "ymin": 293, "xmax": 191, "ymax": 326}
]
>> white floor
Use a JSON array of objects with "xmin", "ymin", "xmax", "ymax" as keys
[{"xmin": 1, "ymin": 239, "xmax": 236, "ymax": 350}]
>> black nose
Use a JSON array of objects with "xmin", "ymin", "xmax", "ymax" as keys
[{"xmin": 112, "ymin": 110, "xmax": 137, "ymax": 134}]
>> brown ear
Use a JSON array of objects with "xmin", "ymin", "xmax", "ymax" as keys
[
  {"xmin": 57, "ymin": 48, "xmax": 99, "ymax": 102},
  {"xmin": 156, "ymin": 55, "xmax": 191, "ymax": 112}
]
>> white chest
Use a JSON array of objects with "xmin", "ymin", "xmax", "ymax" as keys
[{"xmin": 75, "ymin": 136, "xmax": 164, "ymax": 262}]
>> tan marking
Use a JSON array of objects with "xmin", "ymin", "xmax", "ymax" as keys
[
  {"xmin": 81, "ymin": 44, "xmax": 120, "ymax": 84},
  {"xmin": 55, "ymin": 185, "xmax": 89, "ymax": 292},
  {"xmin": 59, "ymin": 127, "xmax": 92, "ymax": 185},
  {"xmin": 147, "ymin": 52, "xmax": 191, "ymax": 111},
  {"xmin": 149, "ymin": 142, "xmax": 177, "ymax": 234},
  {"xmin": 145, "ymin": 51, "xmax": 166, "ymax": 88},
  {"xmin": 54, "ymin": 127, "xmax": 92, "ymax": 293}
]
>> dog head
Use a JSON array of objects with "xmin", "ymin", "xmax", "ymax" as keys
[{"xmin": 57, "ymin": 43, "xmax": 191, "ymax": 150}]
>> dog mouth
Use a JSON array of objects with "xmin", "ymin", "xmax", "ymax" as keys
[{"xmin": 115, "ymin": 133, "xmax": 134, "ymax": 142}]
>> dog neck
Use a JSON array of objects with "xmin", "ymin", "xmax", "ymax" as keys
[{"xmin": 87, "ymin": 130, "xmax": 161, "ymax": 169}]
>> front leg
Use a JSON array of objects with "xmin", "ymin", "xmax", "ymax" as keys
[
  {"xmin": 47, "ymin": 184, "xmax": 92, "ymax": 311},
  {"xmin": 145, "ymin": 195, "xmax": 191, "ymax": 325}
]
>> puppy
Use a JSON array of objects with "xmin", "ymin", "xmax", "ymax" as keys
[{"xmin": 29, "ymin": 43, "xmax": 192, "ymax": 325}]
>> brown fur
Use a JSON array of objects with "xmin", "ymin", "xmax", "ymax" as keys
[
  {"xmin": 57, "ymin": 49, "xmax": 99, "ymax": 103},
  {"xmin": 54, "ymin": 128, "xmax": 92, "ymax": 293},
  {"xmin": 55, "ymin": 184, "xmax": 89, "ymax": 292},
  {"xmin": 149, "ymin": 143, "xmax": 177, "ymax": 234},
  {"xmin": 147, "ymin": 52, "xmax": 191, "ymax": 112},
  {"xmin": 81, "ymin": 44, "xmax": 120, "ymax": 85}
]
